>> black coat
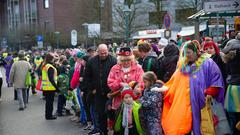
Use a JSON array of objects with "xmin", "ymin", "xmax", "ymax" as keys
[
  {"xmin": 225, "ymin": 49, "xmax": 240, "ymax": 85},
  {"xmin": 158, "ymin": 44, "xmax": 179, "ymax": 82},
  {"xmin": 211, "ymin": 54, "xmax": 227, "ymax": 87},
  {"xmin": 84, "ymin": 55, "xmax": 117, "ymax": 98}
]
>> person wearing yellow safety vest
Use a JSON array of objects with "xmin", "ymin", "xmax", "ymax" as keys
[
  {"xmin": 34, "ymin": 56, "xmax": 43, "ymax": 70},
  {"xmin": 42, "ymin": 53, "xmax": 59, "ymax": 120}
]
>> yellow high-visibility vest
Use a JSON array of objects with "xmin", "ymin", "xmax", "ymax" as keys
[
  {"xmin": 13, "ymin": 57, "xmax": 19, "ymax": 62},
  {"xmin": 42, "ymin": 64, "xmax": 57, "ymax": 91},
  {"xmin": 34, "ymin": 57, "xmax": 43, "ymax": 69},
  {"xmin": 2, "ymin": 53, "xmax": 8, "ymax": 58}
]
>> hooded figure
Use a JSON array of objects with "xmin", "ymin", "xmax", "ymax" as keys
[
  {"xmin": 158, "ymin": 43, "xmax": 179, "ymax": 82},
  {"xmin": 162, "ymin": 40, "xmax": 225, "ymax": 135}
]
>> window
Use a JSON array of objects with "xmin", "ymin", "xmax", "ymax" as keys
[
  {"xmin": 44, "ymin": 20, "xmax": 49, "ymax": 29},
  {"xmin": 44, "ymin": 0, "xmax": 49, "ymax": 8}
]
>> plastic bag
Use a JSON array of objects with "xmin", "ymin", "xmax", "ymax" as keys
[
  {"xmin": 25, "ymin": 71, "xmax": 32, "ymax": 87},
  {"xmin": 211, "ymin": 98, "xmax": 231, "ymax": 135},
  {"xmin": 201, "ymin": 96, "xmax": 215, "ymax": 135}
]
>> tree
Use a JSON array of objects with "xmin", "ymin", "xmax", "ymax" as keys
[
  {"xmin": 112, "ymin": 0, "xmax": 151, "ymax": 38},
  {"xmin": 149, "ymin": 0, "xmax": 164, "ymax": 28}
]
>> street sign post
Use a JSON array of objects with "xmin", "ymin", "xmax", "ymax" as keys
[
  {"xmin": 71, "ymin": 30, "xmax": 77, "ymax": 46},
  {"xmin": 164, "ymin": 13, "xmax": 171, "ymax": 29},
  {"xmin": 37, "ymin": 41, "xmax": 43, "ymax": 48},
  {"xmin": 204, "ymin": 1, "xmax": 240, "ymax": 12},
  {"xmin": 37, "ymin": 35, "xmax": 43, "ymax": 48}
]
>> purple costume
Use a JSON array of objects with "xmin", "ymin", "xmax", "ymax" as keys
[
  {"xmin": 4, "ymin": 56, "xmax": 13, "ymax": 84},
  {"xmin": 184, "ymin": 57, "xmax": 225, "ymax": 134}
]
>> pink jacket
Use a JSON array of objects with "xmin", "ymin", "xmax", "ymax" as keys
[{"xmin": 107, "ymin": 62, "xmax": 144, "ymax": 110}]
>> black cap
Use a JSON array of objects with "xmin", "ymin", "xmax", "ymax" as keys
[
  {"xmin": 118, "ymin": 47, "xmax": 132, "ymax": 56},
  {"xmin": 87, "ymin": 46, "xmax": 97, "ymax": 52}
]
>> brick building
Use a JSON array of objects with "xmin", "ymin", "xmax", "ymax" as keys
[{"xmin": 0, "ymin": 0, "xmax": 112, "ymax": 47}]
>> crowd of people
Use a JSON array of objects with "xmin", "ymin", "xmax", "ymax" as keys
[{"xmin": 0, "ymin": 32, "xmax": 239, "ymax": 135}]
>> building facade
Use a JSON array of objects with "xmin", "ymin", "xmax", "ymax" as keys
[{"xmin": 0, "ymin": 0, "xmax": 113, "ymax": 47}]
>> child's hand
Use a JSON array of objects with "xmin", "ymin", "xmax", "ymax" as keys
[
  {"xmin": 120, "ymin": 82, "xmax": 128, "ymax": 87},
  {"xmin": 151, "ymin": 86, "xmax": 168, "ymax": 92}
]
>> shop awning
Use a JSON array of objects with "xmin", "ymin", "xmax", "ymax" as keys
[
  {"xmin": 188, "ymin": 10, "xmax": 240, "ymax": 19},
  {"xmin": 178, "ymin": 24, "xmax": 207, "ymax": 36}
]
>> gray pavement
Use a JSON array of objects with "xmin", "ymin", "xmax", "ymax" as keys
[{"xmin": 0, "ymin": 68, "xmax": 88, "ymax": 135}]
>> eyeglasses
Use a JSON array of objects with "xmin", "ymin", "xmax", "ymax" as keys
[{"xmin": 120, "ymin": 59, "xmax": 131, "ymax": 62}]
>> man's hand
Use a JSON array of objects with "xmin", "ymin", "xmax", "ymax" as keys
[{"xmin": 92, "ymin": 89, "xmax": 96, "ymax": 94}]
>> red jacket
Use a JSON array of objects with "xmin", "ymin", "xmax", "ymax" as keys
[{"xmin": 108, "ymin": 62, "xmax": 144, "ymax": 110}]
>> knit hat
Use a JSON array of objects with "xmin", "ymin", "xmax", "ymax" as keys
[
  {"xmin": 158, "ymin": 38, "xmax": 168, "ymax": 46},
  {"xmin": 121, "ymin": 88, "xmax": 134, "ymax": 100},
  {"xmin": 203, "ymin": 41, "xmax": 220, "ymax": 55},
  {"xmin": 76, "ymin": 51, "xmax": 85, "ymax": 59},
  {"xmin": 118, "ymin": 47, "xmax": 132, "ymax": 56}
]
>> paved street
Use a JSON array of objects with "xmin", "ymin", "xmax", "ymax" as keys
[{"xmin": 0, "ymin": 68, "xmax": 88, "ymax": 135}]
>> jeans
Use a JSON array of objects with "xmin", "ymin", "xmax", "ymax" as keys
[{"xmin": 16, "ymin": 88, "xmax": 27, "ymax": 108}]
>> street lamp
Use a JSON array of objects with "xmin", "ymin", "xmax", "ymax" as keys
[
  {"xmin": 123, "ymin": 5, "xmax": 131, "ymax": 45},
  {"xmin": 54, "ymin": 31, "xmax": 60, "ymax": 49},
  {"xmin": 82, "ymin": 23, "xmax": 88, "ymax": 48}
]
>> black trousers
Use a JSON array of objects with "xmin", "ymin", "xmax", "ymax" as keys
[
  {"xmin": 0, "ymin": 78, "xmax": 2, "ymax": 98},
  {"xmin": 82, "ymin": 92, "xmax": 92, "ymax": 122},
  {"xmin": 94, "ymin": 95, "xmax": 108, "ymax": 135},
  {"xmin": 45, "ymin": 91, "xmax": 55, "ymax": 118}
]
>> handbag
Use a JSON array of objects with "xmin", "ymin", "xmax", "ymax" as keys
[
  {"xmin": 211, "ymin": 98, "xmax": 231, "ymax": 135},
  {"xmin": 201, "ymin": 96, "xmax": 215, "ymax": 135}
]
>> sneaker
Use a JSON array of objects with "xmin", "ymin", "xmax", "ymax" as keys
[
  {"xmin": 65, "ymin": 110, "xmax": 73, "ymax": 116},
  {"xmin": 84, "ymin": 124, "xmax": 92, "ymax": 130},
  {"xmin": 19, "ymin": 108, "xmax": 24, "ymax": 111},
  {"xmin": 46, "ymin": 115, "xmax": 57, "ymax": 120},
  {"xmin": 88, "ymin": 129, "xmax": 100, "ymax": 135}
]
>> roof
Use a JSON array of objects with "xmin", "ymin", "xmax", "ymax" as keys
[
  {"xmin": 178, "ymin": 24, "xmax": 207, "ymax": 36},
  {"xmin": 188, "ymin": 10, "xmax": 240, "ymax": 19}
]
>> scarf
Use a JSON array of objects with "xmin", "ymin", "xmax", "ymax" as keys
[{"xmin": 122, "ymin": 102, "xmax": 133, "ymax": 135}]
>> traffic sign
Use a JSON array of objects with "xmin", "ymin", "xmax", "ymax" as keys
[
  {"xmin": 204, "ymin": 1, "xmax": 240, "ymax": 12},
  {"xmin": 164, "ymin": 13, "xmax": 171, "ymax": 29},
  {"xmin": 71, "ymin": 30, "xmax": 77, "ymax": 46},
  {"xmin": 164, "ymin": 29, "xmax": 171, "ymax": 39},
  {"xmin": 37, "ymin": 35, "xmax": 43, "ymax": 42}
]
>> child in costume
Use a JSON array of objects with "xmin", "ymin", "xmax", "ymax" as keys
[
  {"xmin": 114, "ymin": 88, "xmax": 144, "ymax": 135},
  {"xmin": 56, "ymin": 65, "xmax": 79, "ymax": 116},
  {"xmin": 139, "ymin": 71, "xmax": 165, "ymax": 135}
]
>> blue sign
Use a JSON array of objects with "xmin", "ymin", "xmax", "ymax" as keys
[
  {"xmin": 37, "ymin": 35, "xmax": 43, "ymax": 42},
  {"xmin": 164, "ymin": 13, "xmax": 171, "ymax": 29}
]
